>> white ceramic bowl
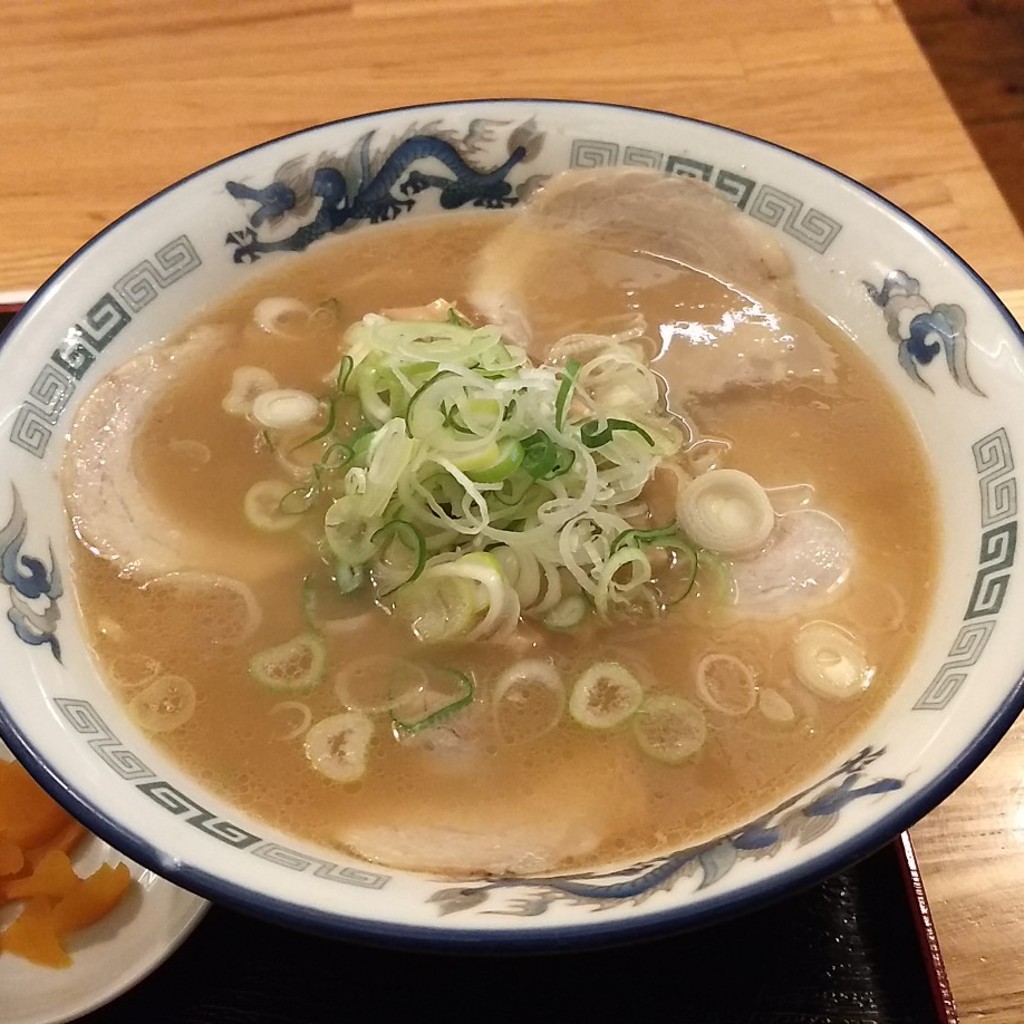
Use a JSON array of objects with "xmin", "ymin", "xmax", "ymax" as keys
[{"xmin": 1, "ymin": 100, "xmax": 1023, "ymax": 950}]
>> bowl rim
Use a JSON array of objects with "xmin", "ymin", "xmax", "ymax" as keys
[{"xmin": 2, "ymin": 97, "xmax": 1024, "ymax": 951}]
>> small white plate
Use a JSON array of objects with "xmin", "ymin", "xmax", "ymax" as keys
[{"xmin": 0, "ymin": 740, "xmax": 209, "ymax": 1024}]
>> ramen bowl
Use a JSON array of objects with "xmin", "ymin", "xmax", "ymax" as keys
[{"xmin": 1, "ymin": 100, "xmax": 1023, "ymax": 950}]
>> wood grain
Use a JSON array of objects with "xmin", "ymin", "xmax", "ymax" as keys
[
  {"xmin": 900, "ymin": 0, "xmax": 1024, "ymax": 228},
  {"xmin": 2, "ymin": 0, "xmax": 1023, "ymax": 296},
  {"xmin": 3, "ymin": 2, "xmax": 1024, "ymax": 1021}
]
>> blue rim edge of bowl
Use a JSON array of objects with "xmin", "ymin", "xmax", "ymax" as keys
[{"xmin": 1, "ymin": 98, "xmax": 1024, "ymax": 953}]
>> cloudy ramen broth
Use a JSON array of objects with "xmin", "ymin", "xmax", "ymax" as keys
[{"xmin": 66, "ymin": 178, "xmax": 937, "ymax": 877}]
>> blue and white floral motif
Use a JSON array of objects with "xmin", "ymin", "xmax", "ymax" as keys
[
  {"xmin": 865, "ymin": 270, "xmax": 983, "ymax": 396},
  {"xmin": 0, "ymin": 486, "xmax": 62, "ymax": 662},
  {"xmin": 428, "ymin": 746, "xmax": 902, "ymax": 917},
  {"xmin": 224, "ymin": 119, "xmax": 545, "ymax": 264}
]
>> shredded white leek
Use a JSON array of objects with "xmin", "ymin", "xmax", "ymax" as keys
[
  {"xmin": 313, "ymin": 312, "xmax": 698, "ymax": 633},
  {"xmin": 231, "ymin": 309, "xmax": 790, "ymax": 645}
]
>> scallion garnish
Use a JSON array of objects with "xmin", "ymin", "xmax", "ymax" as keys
[
  {"xmin": 447, "ymin": 308, "xmax": 473, "ymax": 328},
  {"xmin": 580, "ymin": 418, "xmax": 655, "ymax": 448},
  {"xmin": 292, "ymin": 395, "xmax": 337, "ymax": 450},
  {"xmin": 391, "ymin": 668, "xmax": 474, "ymax": 734},
  {"xmin": 236, "ymin": 309, "xmax": 718, "ymax": 641},
  {"xmin": 249, "ymin": 633, "xmax": 327, "ymax": 693},
  {"xmin": 554, "ymin": 358, "xmax": 581, "ymax": 431},
  {"xmin": 370, "ymin": 519, "xmax": 427, "ymax": 596}
]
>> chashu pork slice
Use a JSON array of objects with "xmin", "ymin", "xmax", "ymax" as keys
[
  {"xmin": 337, "ymin": 741, "xmax": 650, "ymax": 877},
  {"xmin": 62, "ymin": 330, "xmax": 296, "ymax": 581},
  {"xmin": 729, "ymin": 509, "xmax": 852, "ymax": 620},
  {"xmin": 468, "ymin": 167, "xmax": 837, "ymax": 397}
]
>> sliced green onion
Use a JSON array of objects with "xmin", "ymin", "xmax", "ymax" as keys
[
  {"xmin": 568, "ymin": 661, "xmax": 644, "ymax": 729},
  {"xmin": 695, "ymin": 652, "xmax": 757, "ymax": 716},
  {"xmin": 464, "ymin": 437, "xmax": 524, "ymax": 483},
  {"xmin": 334, "ymin": 561, "xmax": 365, "ymax": 594},
  {"xmin": 693, "ymin": 548, "xmax": 734, "ymax": 604},
  {"xmin": 252, "ymin": 389, "xmax": 320, "ymax": 431},
  {"xmin": 356, "ymin": 361, "xmax": 399, "ymax": 425},
  {"xmin": 371, "ymin": 520, "xmax": 427, "ymax": 596},
  {"xmin": 655, "ymin": 545, "xmax": 699, "ymax": 605},
  {"xmin": 249, "ymin": 633, "xmax": 327, "ymax": 693},
  {"xmin": 631, "ymin": 695, "xmax": 706, "ymax": 763},
  {"xmin": 792, "ymin": 621, "xmax": 872, "ymax": 700},
  {"xmin": 405, "ymin": 371, "xmax": 459, "ymax": 439},
  {"xmin": 610, "ymin": 525, "xmax": 680, "ymax": 555},
  {"xmin": 324, "ymin": 494, "xmax": 382, "ymax": 564},
  {"xmin": 269, "ymin": 700, "xmax": 312, "ymax": 742},
  {"xmin": 542, "ymin": 445, "xmax": 577, "ymax": 479},
  {"xmin": 492, "ymin": 659, "xmax": 565, "ymax": 745},
  {"xmin": 279, "ymin": 482, "xmax": 318, "ymax": 515},
  {"xmin": 128, "ymin": 675, "xmax": 197, "ymax": 733},
  {"xmin": 244, "ymin": 479, "xmax": 303, "ymax": 532},
  {"xmin": 580, "ymin": 418, "xmax": 655, "ymax": 449},
  {"xmin": 362, "ymin": 419, "xmax": 417, "ymax": 518},
  {"xmin": 543, "ymin": 594, "xmax": 589, "ymax": 630},
  {"xmin": 292, "ymin": 396, "xmax": 338, "ymax": 450},
  {"xmin": 316, "ymin": 442, "xmax": 354, "ymax": 476},
  {"xmin": 335, "ymin": 656, "xmax": 429, "ymax": 713},
  {"xmin": 304, "ymin": 712, "xmax": 374, "ymax": 782},
  {"xmin": 676, "ymin": 468, "xmax": 775, "ymax": 555},
  {"xmin": 391, "ymin": 552, "xmax": 516, "ymax": 642},
  {"xmin": 347, "ymin": 424, "xmax": 376, "ymax": 463},
  {"xmin": 391, "ymin": 668, "xmax": 474, "ymax": 734},
  {"xmin": 555, "ymin": 358, "xmax": 581, "ymax": 430},
  {"xmin": 594, "ymin": 546, "xmax": 653, "ymax": 620},
  {"xmin": 392, "ymin": 574, "xmax": 480, "ymax": 643},
  {"xmin": 303, "ymin": 565, "xmax": 368, "ymax": 632},
  {"xmin": 520, "ymin": 430, "xmax": 558, "ymax": 479},
  {"xmin": 609, "ymin": 526, "xmax": 698, "ymax": 607},
  {"xmin": 300, "ymin": 311, "xmax": 694, "ymax": 637},
  {"xmin": 335, "ymin": 354, "xmax": 354, "ymax": 393}
]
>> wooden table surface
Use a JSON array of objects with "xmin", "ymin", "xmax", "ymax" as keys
[{"xmin": 3, "ymin": 1, "xmax": 1024, "ymax": 1019}]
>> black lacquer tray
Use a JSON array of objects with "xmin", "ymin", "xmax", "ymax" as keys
[{"xmin": 0, "ymin": 304, "xmax": 957, "ymax": 1024}]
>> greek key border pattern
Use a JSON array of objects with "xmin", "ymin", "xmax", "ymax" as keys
[
  {"xmin": 915, "ymin": 428, "xmax": 1017, "ymax": 710},
  {"xmin": 114, "ymin": 236, "xmax": 201, "ymax": 313},
  {"xmin": 251, "ymin": 843, "xmax": 389, "ymax": 889},
  {"xmin": 55, "ymin": 697, "xmax": 155, "ymax": 780},
  {"xmin": 52, "ymin": 697, "xmax": 391, "ymax": 888},
  {"xmin": 569, "ymin": 137, "xmax": 842, "ymax": 253},
  {"xmin": 8, "ymin": 235, "xmax": 202, "ymax": 460}
]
